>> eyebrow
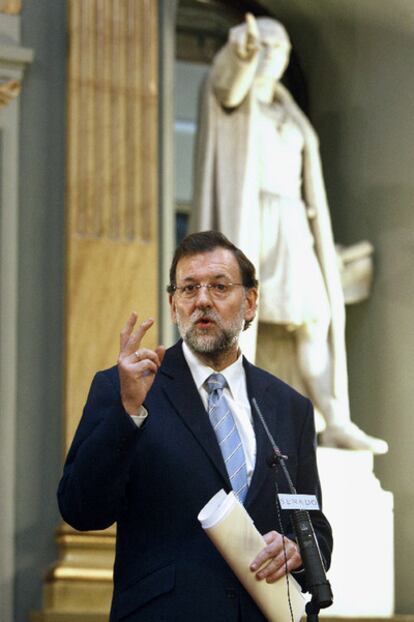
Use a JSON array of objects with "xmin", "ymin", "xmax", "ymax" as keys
[{"xmin": 180, "ymin": 273, "xmax": 230, "ymax": 283}]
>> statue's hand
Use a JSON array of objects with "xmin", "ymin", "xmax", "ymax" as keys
[{"xmin": 230, "ymin": 12, "xmax": 260, "ymax": 60}]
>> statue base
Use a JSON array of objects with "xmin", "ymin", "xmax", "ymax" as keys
[
  {"xmin": 31, "ymin": 523, "xmax": 114, "ymax": 622},
  {"xmin": 317, "ymin": 448, "xmax": 394, "ymax": 617}
]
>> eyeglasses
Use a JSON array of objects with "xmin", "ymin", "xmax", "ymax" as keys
[{"xmin": 168, "ymin": 282, "xmax": 245, "ymax": 301}]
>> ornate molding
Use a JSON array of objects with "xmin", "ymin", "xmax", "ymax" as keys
[
  {"xmin": 0, "ymin": 77, "xmax": 20, "ymax": 107},
  {"xmin": 0, "ymin": 0, "xmax": 21, "ymax": 15}
]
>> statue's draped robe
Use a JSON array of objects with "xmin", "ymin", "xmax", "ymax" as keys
[{"xmin": 192, "ymin": 42, "xmax": 349, "ymax": 416}]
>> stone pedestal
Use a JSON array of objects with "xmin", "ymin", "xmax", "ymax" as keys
[{"xmin": 317, "ymin": 448, "xmax": 394, "ymax": 617}]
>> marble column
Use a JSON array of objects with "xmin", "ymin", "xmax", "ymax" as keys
[{"xmin": 33, "ymin": 1, "xmax": 159, "ymax": 620}]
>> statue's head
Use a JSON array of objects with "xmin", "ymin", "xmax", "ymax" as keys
[
  {"xmin": 255, "ymin": 17, "xmax": 291, "ymax": 81},
  {"xmin": 231, "ymin": 15, "xmax": 291, "ymax": 82}
]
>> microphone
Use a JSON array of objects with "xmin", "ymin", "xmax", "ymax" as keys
[
  {"xmin": 252, "ymin": 398, "xmax": 333, "ymax": 610},
  {"xmin": 290, "ymin": 508, "xmax": 333, "ymax": 607}
]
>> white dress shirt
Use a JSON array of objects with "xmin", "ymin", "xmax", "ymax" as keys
[{"xmin": 182, "ymin": 342, "xmax": 257, "ymax": 484}]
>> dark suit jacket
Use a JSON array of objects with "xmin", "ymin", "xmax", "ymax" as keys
[{"xmin": 58, "ymin": 340, "xmax": 332, "ymax": 622}]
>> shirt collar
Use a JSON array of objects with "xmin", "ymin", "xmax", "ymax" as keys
[{"xmin": 182, "ymin": 341, "xmax": 244, "ymax": 399}]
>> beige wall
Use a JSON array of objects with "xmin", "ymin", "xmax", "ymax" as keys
[{"xmin": 262, "ymin": 0, "xmax": 414, "ymax": 612}]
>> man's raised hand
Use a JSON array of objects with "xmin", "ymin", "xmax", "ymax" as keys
[{"xmin": 118, "ymin": 312, "xmax": 165, "ymax": 416}]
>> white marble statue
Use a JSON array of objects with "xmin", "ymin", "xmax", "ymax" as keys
[{"xmin": 192, "ymin": 13, "xmax": 387, "ymax": 453}]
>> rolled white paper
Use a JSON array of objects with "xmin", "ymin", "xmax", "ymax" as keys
[{"xmin": 198, "ymin": 489, "xmax": 305, "ymax": 622}]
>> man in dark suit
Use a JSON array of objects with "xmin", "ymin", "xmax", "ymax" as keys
[{"xmin": 58, "ymin": 231, "xmax": 332, "ymax": 622}]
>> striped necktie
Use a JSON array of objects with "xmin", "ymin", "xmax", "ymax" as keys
[{"xmin": 206, "ymin": 373, "xmax": 248, "ymax": 503}]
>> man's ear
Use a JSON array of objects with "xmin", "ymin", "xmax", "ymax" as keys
[
  {"xmin": 169, "ymin": 294, "xmax": 178, "ymax": 325},
  {"xmin": 244, "ymin": 287, "xmax": 258, "ymax": 323}
]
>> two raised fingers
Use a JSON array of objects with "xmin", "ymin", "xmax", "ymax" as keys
[
  {"xmin": 119, "ymin": 313, "xmax": 166, "ymax": 374},
  {"xmin": 119, "ymin": 313, "xmax": 154, "ymax": 358}
]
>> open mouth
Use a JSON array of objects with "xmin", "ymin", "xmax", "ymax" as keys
[{"xmin": 195, "ymin": 317, "xmax": 216, "ymax": 328}]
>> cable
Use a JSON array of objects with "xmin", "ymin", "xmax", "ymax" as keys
[{"xmin": 273, "ymin": 476, "xmax": 295, "ymax": 622}]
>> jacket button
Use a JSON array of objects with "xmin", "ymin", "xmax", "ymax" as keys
[{"xmin": 225, "ymin": 588, "xmax": 236, "ymax": 599}]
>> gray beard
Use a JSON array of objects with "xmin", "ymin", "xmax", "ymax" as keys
[{"xmin": 176, "ymin": 308, "xmax": 245, "ymax": 356}]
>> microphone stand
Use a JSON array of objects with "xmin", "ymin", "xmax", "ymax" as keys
[{"xmin": 252, "ymin": 399, "xmax": 333, "ymax": 622}]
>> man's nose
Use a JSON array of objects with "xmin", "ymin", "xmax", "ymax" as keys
[{"xmin": 194, "ymin": 286, "xmax": 213, "ymax": 306}]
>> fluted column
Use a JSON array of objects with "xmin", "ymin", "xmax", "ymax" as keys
[
  {"xmin": 65, "ymin": 0, "xmax": 159, "ymax": 448},
  {"xmin": 33, "ymin": 2, "xmax": 159, "ymax": 620}
]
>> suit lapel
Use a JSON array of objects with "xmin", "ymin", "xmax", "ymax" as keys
[
  {"xmin": 156, "ymin": 343, "xmax": 281, "ymax": 503},
  {"xmin": 157, "ymin": 342, "xmax": 231, "ymax": 490}
]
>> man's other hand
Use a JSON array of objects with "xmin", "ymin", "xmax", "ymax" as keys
[{"xmin": 250, "ymin": 530, "xmax": 302, "ymax": 583}]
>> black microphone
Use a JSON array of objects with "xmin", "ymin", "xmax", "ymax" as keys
[
  {"xmin": 291, "ymin": 509, "xmax": 333, "ymax": 607},
  {"xmin": 252, "ymin": 398, "xmax": 333, "ymax": 610}
]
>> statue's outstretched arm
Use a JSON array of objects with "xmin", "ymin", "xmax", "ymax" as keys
[{"xmin": 211, "ymin": 13, "xmax": 260, "ymax": 109}]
